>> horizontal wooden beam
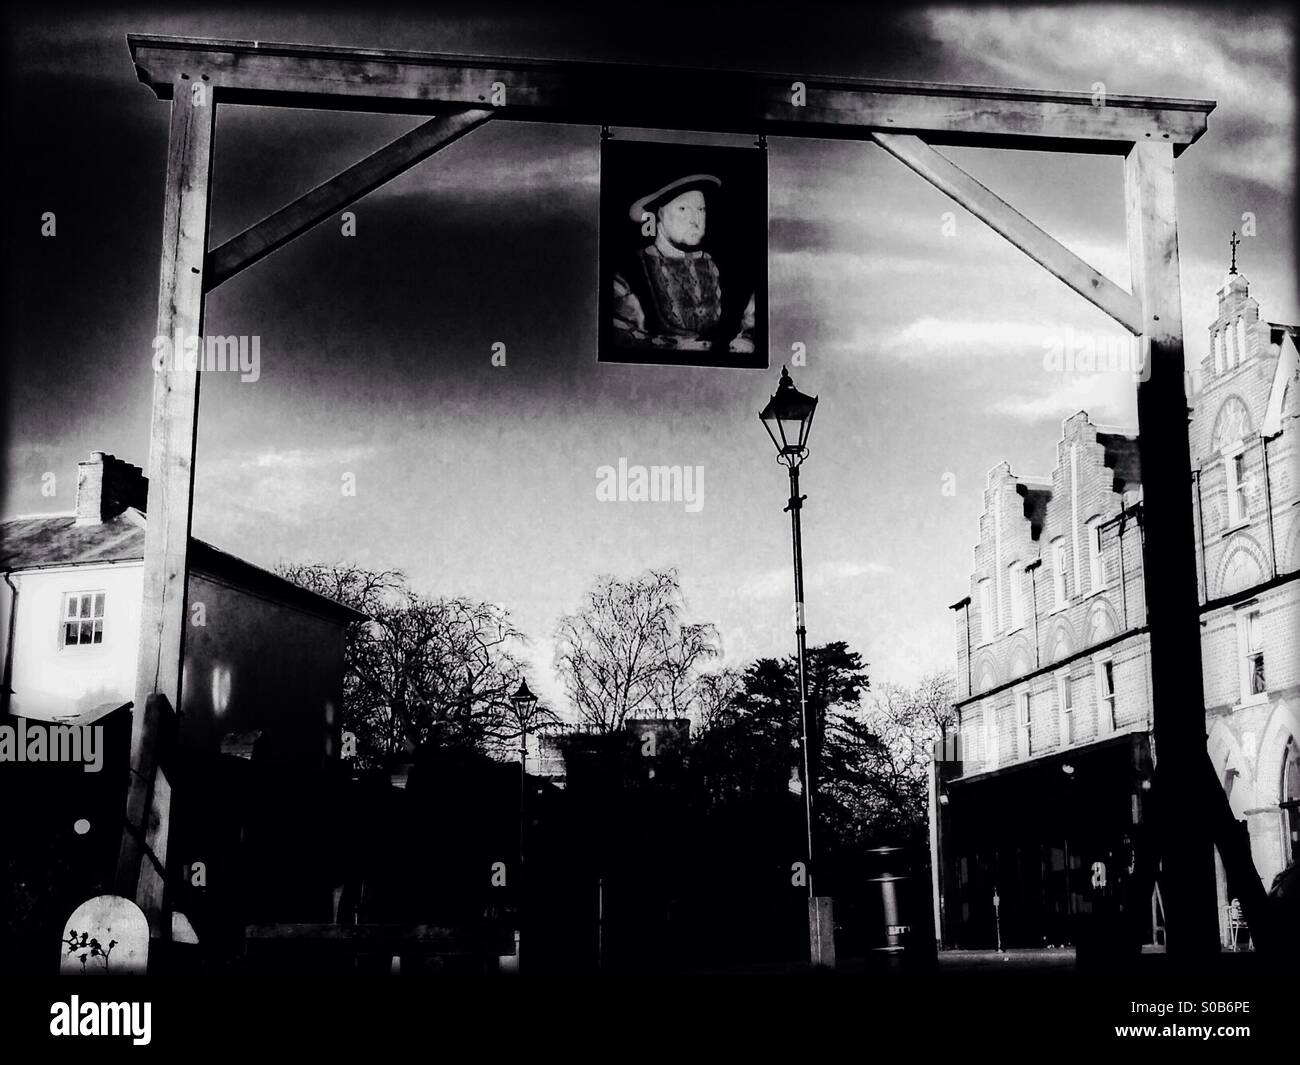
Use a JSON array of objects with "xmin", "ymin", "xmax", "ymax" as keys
[
  {"xmin": 128, "ymin": 34, "xmax": 1214, "ymax": 154},
  {"xmin": 206, "ymin": 109, "xmax": 492, "ymax": 290},
  {"xmin": 873, "ymin": 132, "xmax": 1144, "ymax": 334}
]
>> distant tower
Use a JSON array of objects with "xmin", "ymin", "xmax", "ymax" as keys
[{"xmin": 1206, "ymin": 233, "xmax": 1259, "ymax": 378}]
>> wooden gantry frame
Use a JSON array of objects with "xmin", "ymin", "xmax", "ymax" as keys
[{"xmin": 120, "ymin": 33, "xmax": 1244, "ymax": 960}]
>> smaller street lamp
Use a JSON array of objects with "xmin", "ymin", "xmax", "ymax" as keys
[
  {"xmin": 511, "ymin": 679, "xmax": 539, "ymax": 852},
  {"xmin": 510, "ymin": 678, "xmax": 538, "ymax": 971}
]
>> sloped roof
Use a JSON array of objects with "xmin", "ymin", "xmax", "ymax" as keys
[
  {"xmin": 0, "ymin": 510, "xmax": 146, "ymax": 567},
  {"xmin": 0, "ymin": 509, "xmax": 366, "ymax": 624}
]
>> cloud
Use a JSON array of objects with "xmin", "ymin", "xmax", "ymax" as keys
[
  {"xmin": 195, "ymin": 444, "xmax": 384, "ymax": 528},
  {"xmin": 923, "ymin": 7, "xmax": 1295, "ymax": 190},
  {"xmin": 239, "ymin": 445, "xmax": 378, "ymax": 471},
  {"xmin": 990, "ymin": 370, "xmax": 1140, "ymax": 425},
  {"xmin": 738, "ymin": 559, "xmax": 892, "ymax": 599}
]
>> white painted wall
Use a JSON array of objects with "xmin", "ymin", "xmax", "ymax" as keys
[
  {"xmin": 5, "ymin": 563, "xmax": 346, "ymax": 768},
  {"xmin": 6, "ymin": 563, "xmax": 144, "ymax": 721}
]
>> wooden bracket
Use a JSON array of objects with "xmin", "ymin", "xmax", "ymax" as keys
[
  {"xmin": 205, "ymin": 108, "xmax": 494, "ymax": 291},
  {"xmin": 872, "ymin": 132, "xmax": 1144, "ymax": 335}
]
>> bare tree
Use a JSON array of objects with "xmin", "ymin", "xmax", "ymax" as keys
[
  {"xmin": 553, "ymin": 568, "xmax": 721, "ymax": 733},
  {"xmin": 862, "ymin": 671, "xmax": 956, "ymax": 780},
  {"xmin": 276, "ymin": 562, "xmax": 529, "ymax": 766},
  {"xmin": 691, "ymin": 666, "xmax": 745, "ymax": 732},
  {"xmin": 358, "ymin": 592, "xmax": 527, "ymax": 755},
  {"xmin": 275, "ymin": 561, "xmax": 405, "ymax": 617},
  {"xmin": 821, "ymin": 670, "xmax": 955, "ymax": 844},
  {"xmin": 488, "ymin": 691, "xmax": 563, "ymax": 764}
]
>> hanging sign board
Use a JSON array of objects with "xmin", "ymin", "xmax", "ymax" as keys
[{"xmin": 599, "ymin": 138, "xmax": 767, "ymax": 368}]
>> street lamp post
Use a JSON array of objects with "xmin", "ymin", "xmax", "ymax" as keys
[
  {"xmin": 510, "ymin": 678, "xmax": 538, "ymax": 971},
  {"xmin": 758, "ymin": 366, "xmax": 833, "ymax": 966}
]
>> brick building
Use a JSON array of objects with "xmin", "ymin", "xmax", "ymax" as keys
[
  {"xmin": 930, "ymin": 258, "xmax": 1299, "ymax": 950},
  {"xmin": 1191, "ymin": 265, "xmax": 1300, "ymax": 914}
]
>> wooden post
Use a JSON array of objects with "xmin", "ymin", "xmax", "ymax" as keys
[
  {"xmin": 116, "ymin": 80, "xmax": 216, "ymax": 945},
  {"xmin": 1124, "ymin": 141, "xmax": 1220, "ymax": 957}
]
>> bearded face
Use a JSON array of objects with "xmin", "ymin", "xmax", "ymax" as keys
[{"xmin": 656, "ymin": 189, "xmax": 707, "ymax": 249}]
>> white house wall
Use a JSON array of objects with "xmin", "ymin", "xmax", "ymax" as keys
[{"xmin": 6, "ymin": 563, "xmax": 145, "ymax": 721}]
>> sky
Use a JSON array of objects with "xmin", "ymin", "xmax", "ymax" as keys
[{"xmin": 2, "ymin": 3, "xmax": 1296, "ymax": 716}]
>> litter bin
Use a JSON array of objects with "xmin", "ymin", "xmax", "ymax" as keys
[{"xmin": 863, "ymin": 846, "xmax": 937, "ymax": 972}]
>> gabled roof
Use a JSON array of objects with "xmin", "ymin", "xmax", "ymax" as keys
[{"xmin": 0, "ymin": 509, "xmax": 367, "ymax": 624}]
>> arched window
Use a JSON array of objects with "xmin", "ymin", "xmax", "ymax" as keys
[
  {"xmin": 1213, "ymin": 330, "xmax": 1224, "ymax": 375},
  {"xmin": 1283, "ymin": 735, "xmax": 1299, "ymax": 864},
  {"xmin": 1236, "ymin": 318, "xmax": 1248, "ymax": 364}
]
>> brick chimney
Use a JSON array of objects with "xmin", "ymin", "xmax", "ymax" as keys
[{"xmin": 75, "ymin": 452, "xmax": 149, "ymax": 525}]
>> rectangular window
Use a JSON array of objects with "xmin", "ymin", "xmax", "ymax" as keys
[
  {"xmin": 1088, "ymin": 521, "xmax": 1107, "ymax": 592},
  {"xmin": 1100, "ymin": 660, "xmax": 1116, "ymax": 731},
  {"xmin": 1053, "ymin": 540, "xmax": 1068, "ymax": 608},
  {"xmin": 63, "ymin": 591, "xmax": 106, "ymax": 647},
  {"xmin": 1245, "ymin": 610, "xmax": 1266, "ymax": 698},
  {"xmin": 1059, "ymin": 674, "xmax": 1074, "ymax": 746},
  {"xmin": 1008, "ymin": 564, "xmax": 1024, "ymax": 631},
  {"xmin": 1017, "ymin": 691, "xmax": 1031, "ymax": 758},
  {"xmin": 1226, "ymin": 450, "xmax": 1249, "ymax": 525},
  {"xmin": 978, "ymin": 579, "xmax": 993, "ymax": 643},
  {"xmin": 984, "ymin": 705, "xmax": 998, "ymax": 770}
]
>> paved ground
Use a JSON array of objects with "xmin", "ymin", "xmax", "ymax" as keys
[{"xmin": 937, "ymin": 947, "xmax": 1077, "ymax": 972}]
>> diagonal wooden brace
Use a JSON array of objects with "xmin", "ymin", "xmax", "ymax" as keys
[
  {"xmin": 872, "ymin": 132, "xmax": 1144, "ymax": 336},
  {"xmin": 205, "ymin": 108, "xmax": 494, "ymax": 290}
]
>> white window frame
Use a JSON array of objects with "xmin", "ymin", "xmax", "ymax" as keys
[
  {"xmin": 1087, "ymin": 518, "xmax": 1107, "ymax": 593},
  {"xmin": 1008, "ymin": 563, "xmax": 1024, "ymax": 632},
  {"xmin": 978, "ymin": 578, "xmax": 994, "ymax": 645},
  {"xmin": 1016, "ymin": 688, "xmax": 1031, "ymax": 760},
  {"xmin": 61, "ymin": 590, "xmax": 106, "ymax": 649},
  {"xmin": 1096, "ymin": 657, "xmax": 1116, "ymax": 735},
  {"xmin": 1238, "ymin": 608, "xmax": 1267, "ymax": 704},
  {"xmin": 1056, "ymin": 670, "xmax": 1074, "ymax": 748},
  {"xmin": 983, "ymin": 704, "xmax": 999, "ymax": 771},
  {"xmin": 1224, "ymin": 444, "xmax": 1249, "ymax": 526},
  {"xmin": 1052, "ymin": 539, "xmax": 1068, "ymax": 610}
]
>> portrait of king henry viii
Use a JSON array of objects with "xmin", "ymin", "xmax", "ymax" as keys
[{"xmin": 612, "ymin": 174, "xmax": 755, "ymax": 354}]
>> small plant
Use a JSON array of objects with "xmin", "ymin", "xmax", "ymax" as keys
[{"xmin": 63, "ymin": 929, "xmax": 117, "ymax": 973}]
